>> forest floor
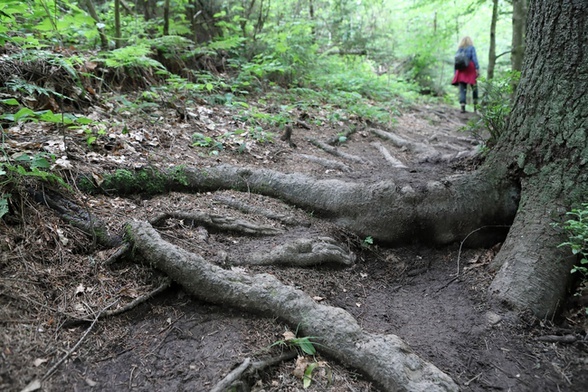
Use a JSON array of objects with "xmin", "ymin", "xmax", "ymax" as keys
[{"xmin": 1, "ymin": 90, "xmax": 587, "ymax": 392}]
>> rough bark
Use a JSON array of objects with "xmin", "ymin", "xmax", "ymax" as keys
[
  {"xmin": 94, "ymin": 165, "xmax": 519, "ymax": 246},
  {"xmin": 485, "ymin": 0, "xmax": 588, "ymax": 317},
  {"xmin": 125, "ymin": 220, "xmax": 459, "ymax": 392},
  {"xmin": 230, "ymin": 237, "xmax": 356, "ymax": 267}
]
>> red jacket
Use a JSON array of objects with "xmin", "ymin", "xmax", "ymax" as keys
[{"xmin": 452, "ymin": 61, "xmax": 477, "ymax": 85}]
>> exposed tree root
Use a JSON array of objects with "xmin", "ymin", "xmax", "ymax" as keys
[
  {"xmin": 296, "ymin": 153, "xmax": 352, "ymax": 172},
  {"xmin": 308, "ymin": 138, "xmax": 370, "ymax": 164},
  {"xmin": 33, "ymin": 190, "xmax": 122, "ymax": 247},
  {"xmin": 125, "ymin": 220, "xmax": 459, "ymax": 392},
  {"xmin": 92, "ymin": 164, "xmax": 519, "ymax": 246},
  {"xmin": 371, "ymin": 142, "xmax": 409, "ymax": 169},
  {"xmin": 371, "ymin": 128, "xmax": 478, "ymax": 164},
  {"xmin": 229, "ymin": 237, "xmax": 355, "ymax": 267},
  {"xmin": 214, "ymin": 195, "xmax": 308, "ymax": 226},
  {"xmin": 371, "ymin": 128, "xmax": 429, "ymax": 154},
  {"xmin": 149, "ymin": 210, "xmax": 283, "ymax": 235}
]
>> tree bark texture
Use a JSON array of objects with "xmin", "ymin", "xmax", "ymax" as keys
[
  {"xmin": 125, "ymin": 220, "xmax": 459, "ymax": 392},
  {"xmin": 486, "ymin": 0, "xmax": 588, "ymax": 317},
  {"xmin": 96, "ymin": 165, "xmax": 519, "ymax": 246}
]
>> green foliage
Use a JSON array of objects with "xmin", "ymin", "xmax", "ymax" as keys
[
  {"xmin": 0, "ymin": 151, "xmax": 68, "ymax": 219},
  {"xmin": 557, "ymin": 204, "xmax": 588, "ymax": 314},
  {"xmin": 270, "ymin": 334, "xmax": 317, "ymax": 356},
  {"xmin": 558, "ymin": 205, "xmax": 588, "ymax": 276},
  {"xmin": 463, "ymin": 71, "xmax": 520, "ymax": 148},
  {"xmin": 96, "ymin": 44, "xmax": 167, "ymax": 71},
  {"xmin": 363, "ymin": 236, "xmax": 374, "ymax": 246}
]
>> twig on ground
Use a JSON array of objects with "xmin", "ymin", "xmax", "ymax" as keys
[
  {"xmin": 63, "ymin": 278, "xmax": 172, "ymax": 327},
  {"xmin": 455, "ymin": 225, "xmax": 511, "ymax": 276},
  {"xmin": 210, "ymin": 350, "xmax": 298, "ymax": 392},
  {"xmin": 104, "ymin": 243, "xmax": 130, "ymax": 265},
  {"xmin": 102, "ymin": 278, "xmax": 172, "ymax": 318},
  {"xmin": 536, "ymin": 335, "xmax": 577, "ymax": 344},
  {"xmin": 42, "ymin": 299, "xmax": 119, "ymax": 381}
]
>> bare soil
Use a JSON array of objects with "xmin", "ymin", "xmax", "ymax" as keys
[{"xmin": 1, "ymin": 94, "xmax": 587, "ymax": 392}]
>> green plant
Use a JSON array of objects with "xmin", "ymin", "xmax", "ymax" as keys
[
  {"xmin": 558, "ymin": 205, "xmax": 588, "ymax": 276},
  {"xmin": 191, "ymin": 132, "xmax": 224, "ymax": 155},
  {"xmin": 363, "ymin": 236, "xmax": 374, "ymax": 247},
  {"xmin": 466, "ymin": 71, "xmax": 520, "ymax": 148},
  {"xmin": 557, "ymin": 204, "xmax": 588, "ymax": 314}
]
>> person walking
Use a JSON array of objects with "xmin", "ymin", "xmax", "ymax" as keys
[{"xmin": 451, "ymin": 36, "xmax": 480, "ymax": 113}]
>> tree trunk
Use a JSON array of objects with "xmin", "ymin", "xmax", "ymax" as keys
[
  {"xmin": 163, "ymin": 0, "xmax": 170, "ymax": 36},
  {"xmin": 486, "ymin": 0, "xmax": 588, "ymax": 317},
  {"xmin": 83, "ymin": 0, "xmax": 109, "ymax": 50},
  {"xmin": 114, "ymin": 0, "xmax": 121, "ymax": 48},
  {"xmin": 511, "ymin": 0, "xmax": 527, "ymax": 90},
  {"xmin": 487, "ymin": 0, "xmax": 498, "ymax": 79}
]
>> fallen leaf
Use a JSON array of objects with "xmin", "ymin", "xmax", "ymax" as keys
[
  {"xmin": 292, "ymin": 356, "xmax": 308, "ymax": 379},
  {"xmin": 20, "ymin": 379, "xmax": 41, "ymax": 392},
  {"xmin": 283, "ymin": 331, "xmax": 295, "ymax": 341},
  {"xmin": 74, "ymin": 284, "xmax": 86, "ymax": 295},
  {"xmin": 33, "ymin": 358, "xmax": 48, "ymax": 367}
]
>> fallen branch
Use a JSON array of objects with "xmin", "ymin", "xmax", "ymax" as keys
[
  {"xmin": 125, "ymin": 220, "xmax": 458, "ymax": 392},
  {"xmin": 536, "ymin": 335, "xmax": 577, "ymax": 344}
]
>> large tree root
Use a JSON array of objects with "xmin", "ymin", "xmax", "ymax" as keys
[
  {"xmin": 149, "ymin": 211, "xmax": 283, "ymax": 235},
  {"xmin": 214, "ymin": 195, "xmax": 308, "ymax": 226},
  {"xmin": 125, "ymin": 220, "xmax": 459, "ymax": 392},
  {"xmin": 229, "ymin": 237, "xmax": 356, "ymax": 267},
  {"xmin": 92, "ymin": 165, "xmax": 520, "ymax": 246}
]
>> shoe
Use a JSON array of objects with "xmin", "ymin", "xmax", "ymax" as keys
[{"xmin": 460, "ymin": 104, "xmax": 466, "ymax": 113}]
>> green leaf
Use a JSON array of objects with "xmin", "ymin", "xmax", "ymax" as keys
[
  {"xmin": 297, "ymin": 338, "xmax": 316, "ymax": 355},
  {"xmin": 13, "ymin": 107, "xmax": 35, "ymax": 121},
  {"xmin": 31, "ymin": 156, "xmax": 50, "ymax": 169},
  {"xmin": 1, "ymin": 98, "xmax": 19, "ymax": 105},
  {"xmin": 0, "ymin": 195, "xmax": 9, "ymax": 219},
  {"xmin": 14, "ymin": 154, "xmax": 31, "ymax": 162},
  {"xmin": 303, "ymin": 362, "xmax": 318, "ymax": 389}
]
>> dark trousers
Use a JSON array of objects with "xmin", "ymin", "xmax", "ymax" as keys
[{"xmin": 459, "ymin": 82, "xmax": 478, "ymax": 105}]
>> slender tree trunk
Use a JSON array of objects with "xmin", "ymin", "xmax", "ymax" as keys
[
  {"xmin": 487, "ymin": 0, "xmax": 498, "ymax": 79},
  {"xmin": 114, "ymin": 0, "xmax": 121, "ymax": 48},
  {"xmin": 309, "ymin": 0, "xmax": 316, "ymax": 42},
  {"xmin": 163, "ymin": 0, "xmax": 170, "ymax": 36},
  {"xmin": 487, "ymin": 0, "xmax": 588, "ymax": 317},
  {"xmin": 511, "ymin": 0, "xmax": 527, "ymax": 93},
  {"xmin": 83, "ymin": 0, "xmax": 109, "ymax": 50}
]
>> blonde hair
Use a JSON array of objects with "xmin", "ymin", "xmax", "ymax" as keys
[{"xmin": 459, "ymin": 36, "xmax": 473, "ymax": 48}]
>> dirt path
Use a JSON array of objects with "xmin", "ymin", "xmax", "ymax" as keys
[{"xmin": 1, "ymin": 100, "xmax": 586, "ymax": 392}]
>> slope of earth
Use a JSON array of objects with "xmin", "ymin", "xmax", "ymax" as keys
[{"xmin": 1, "ymin": 94, "xmax": 587, "ymax": 392}]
